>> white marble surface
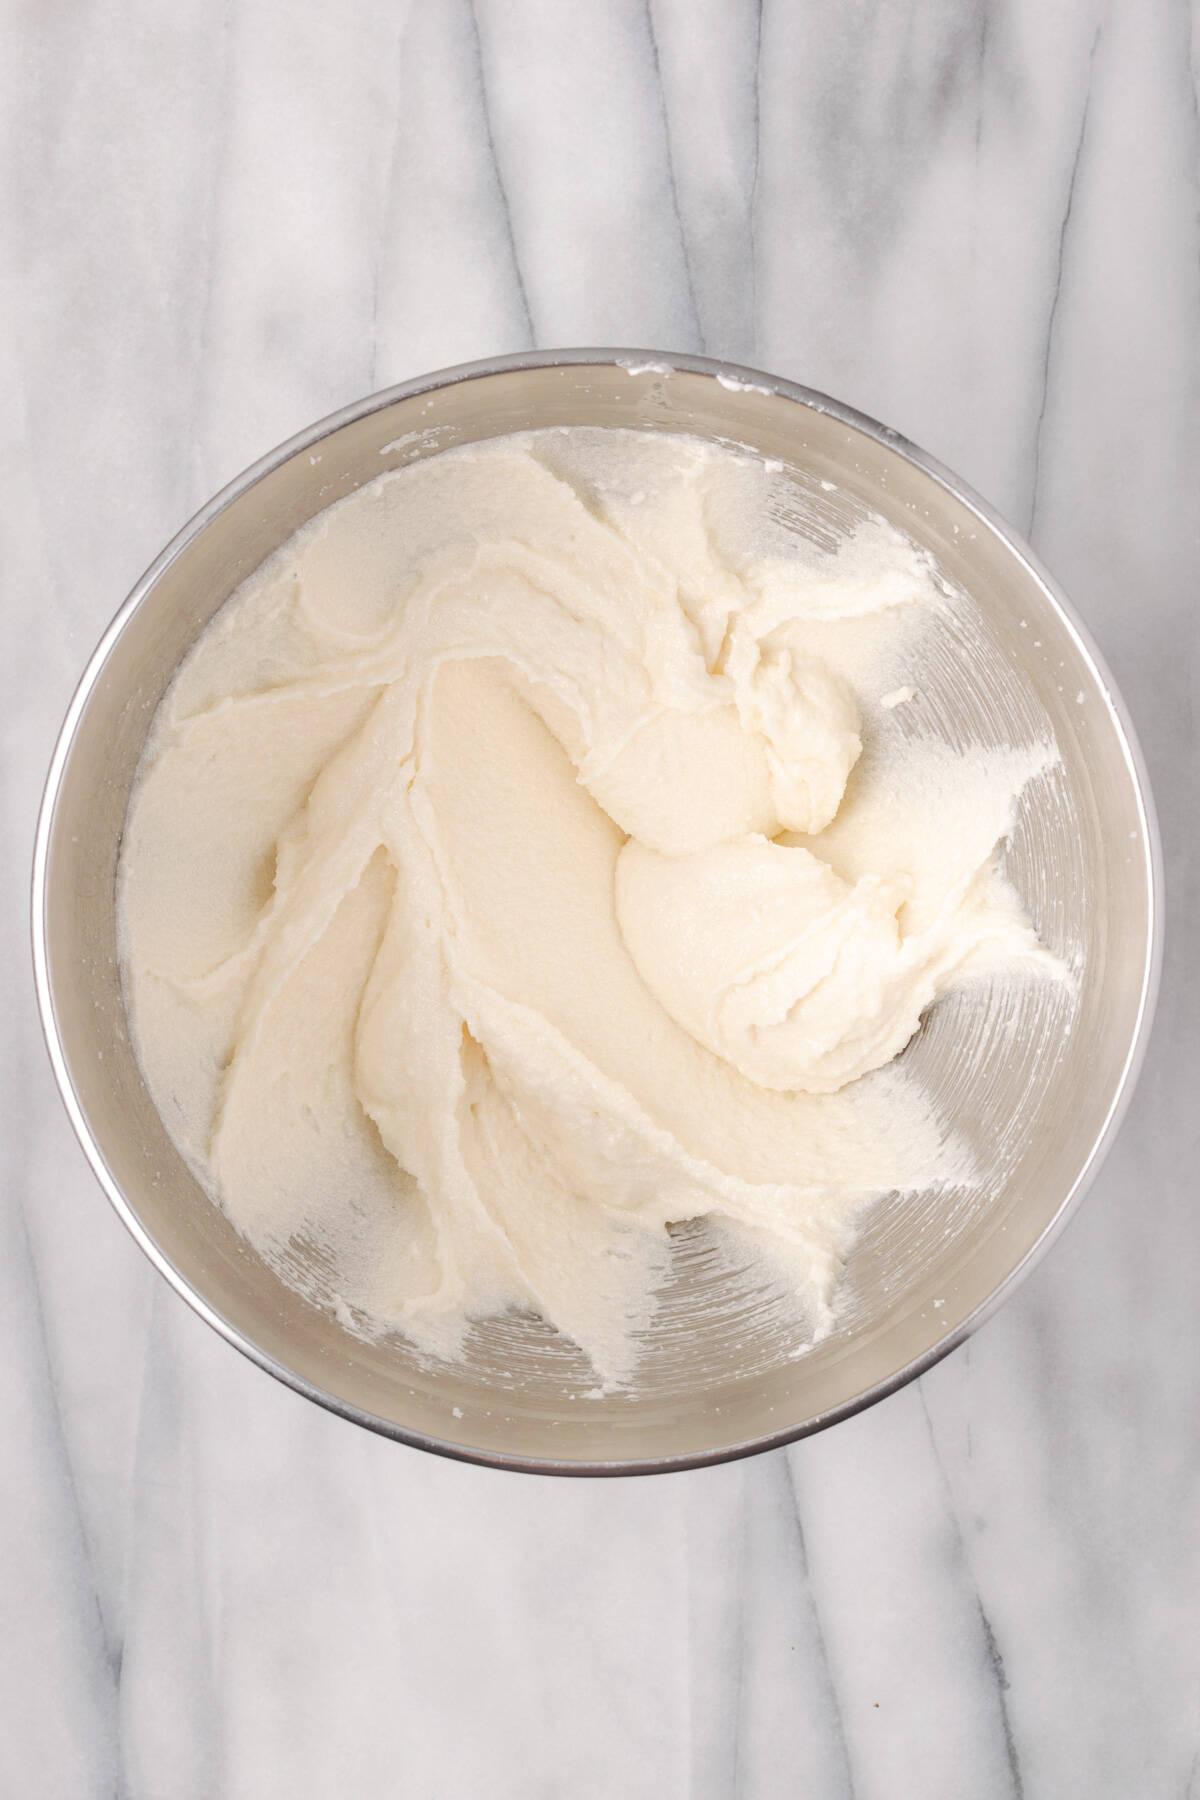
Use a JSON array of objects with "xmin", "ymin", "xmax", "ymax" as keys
[{"xmin": 3, "ymin": 2, "xmax": 1198, "ymax": 1794}]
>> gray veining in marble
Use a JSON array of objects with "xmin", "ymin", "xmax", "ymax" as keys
[{"xmin": 2, "ymin": 2, "xmax": 1198, "ymax": 1795}]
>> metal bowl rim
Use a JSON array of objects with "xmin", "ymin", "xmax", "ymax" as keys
[{"xmin": 31, "ymin": 347, "xmax": 1164, "ymax": 1476}]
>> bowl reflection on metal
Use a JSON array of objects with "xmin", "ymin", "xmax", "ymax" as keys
[{"xmin": 31, "ymin": 353, "xmax": 1160, "ymax": 1474}]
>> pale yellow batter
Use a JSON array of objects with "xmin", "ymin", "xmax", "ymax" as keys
[{"xmin": 118, "ymin": 430, "xmax": 1061, "ymax": 1384}]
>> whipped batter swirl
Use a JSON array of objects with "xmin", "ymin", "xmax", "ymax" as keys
[{"xmin": 119, "ymin": 431, "xmax": 1060, "ymax": 1384}]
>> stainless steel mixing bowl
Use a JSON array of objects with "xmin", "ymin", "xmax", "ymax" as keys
[{"xmin": 32, "ymin": 351, "xmax": 1161, "ymax": 1474}]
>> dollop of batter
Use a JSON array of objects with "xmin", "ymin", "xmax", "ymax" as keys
[{"xmin": 119, "ymin": 431, "xmax": 1061, "ymax": 1385}]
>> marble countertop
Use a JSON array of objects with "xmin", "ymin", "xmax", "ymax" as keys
[{"xmin": 4, "ymin": 3, "xmax": 1198, "ymax": 1794}]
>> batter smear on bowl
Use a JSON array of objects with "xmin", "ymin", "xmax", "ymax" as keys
[{"xmin": 118, "ymin": 430, "xmax": 1064, "ymax": 1386}]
